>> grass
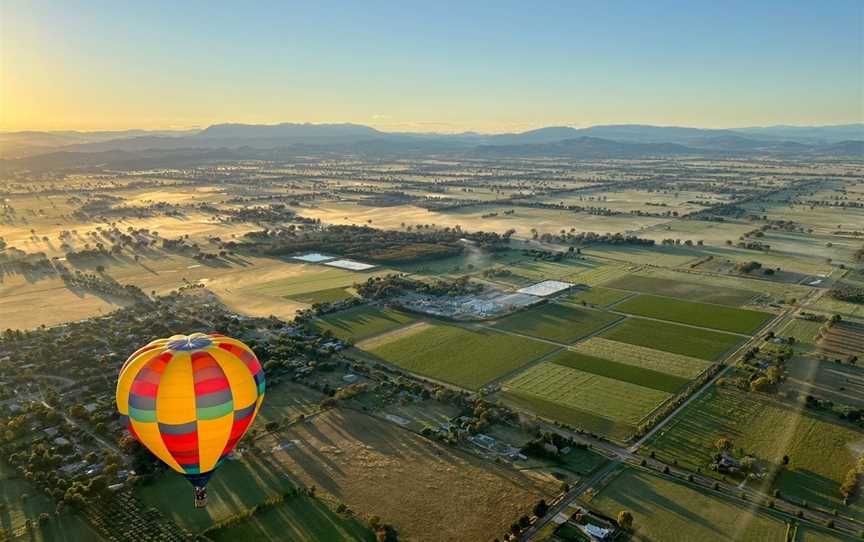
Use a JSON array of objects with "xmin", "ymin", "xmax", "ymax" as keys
[
  {"xmin": 0, "ymin": 462, "xmax": 104, "ymax": 541},
  {"xmin": 572, "ymin": 337, "xmax": 712, "ymax": 379},
  {"xmin": 784, "ymin": 356, "xmax": 864, "ymax": 408},
  {"xmin": 501, "ymin": 389, "xmax": 633, "ymax": 443},
  {"xmin": 614, "ymin": 294, "xmax": 773, "ymax": 334},
  {"xmin": 562, "ymin": 286, "xmax": 633, "ymax": 308},
  {"xmin": 362, "ymin": 322, "xmax": 557, "ymax": 389},
  {"xmin": 135, "ymin": 451, "xmax": 298, "ymax": 534},
  {"xmin": 313, "ymin": 305, "xmax": 417, "ymax": 342},
  {"xmin": 587, "ymin": 468, "xmax": 787, "ymax": 542},
  {"xmin": 491, "ymin": 303, "xmax": 622, "ymax": 344},
  {"xmin": 643, "ymin": 385, "xmax": 864, "ymax": 519},
  {"xmin": 601, "ymin": 318, "xmax": 744, "ymax": 361},
  {"xmin": 262, "ymin": 408, "xmax": 557, "ymax": 541},
  {"xmin": 604, "ymin": 274, "xmax": 758, "ymax": 306},
  {"xmin": 288, "ymin": 286, "xmax": 355, "ymax": 304},
  {"xmin": 795, "ymin": 525, "xmax": 859, "ymax": 541},
  {"xmin": 549, "ymin": 349, "xmax": 689, "ymax": 393},
  {"xmin": 206, "ymin": 495, "xmax": 375, "ymax": 542},
  {"xmin": 779, "ymin": 317, "xmax": 825, "ymax": 346},
  {"xmin": 502, "ymin": 362, "xmax": 670, "ymax": 439}
]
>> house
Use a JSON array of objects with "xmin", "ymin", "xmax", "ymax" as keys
[
  {"xmin": 43, "ymin": 427, "xmax": 59, "ymax": 438},
  {"xmin": 718, "ymin": 453, "xmax": 742, "ymax": 473},
  {"xmin": 585, "ymin": 524, "xmax": 612, "ymax": 540},
  {"xmin": 342, "ymin": 373, "xmax": 359, "ymax": 383},
  {"xmin": 83, "ymin": 403, "xmax": 98, "ymax": 414},
  {"xmin": 53, "ymin": 436, "xmax": 71, "ymax": 447}
]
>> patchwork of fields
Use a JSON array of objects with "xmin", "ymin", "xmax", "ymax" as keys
[
  {"xmin": 572, "ymin": 337, "xmax": 712, "ymax": 379},
  {"xmin": 549, "ymin": 349, "xmax": 689, "ymax": 393},
  {"xmin": 314, "ymin": 306, "xmax": 417, "ymax": 342},
  {"xmin": 601, "ymin": 318, "xmax": 744, "ymax": 361},
  {"xmin": 361, "ymin": 322, "xmax": 557, "ymax": 389},
  {"xmin": 604, "ymin": 274, "xmax": 758, "ymax": 306},
  {"xmin": 588, "ymin": 468, "xmax": 789, "ymax": 542},
  {"xmin": 562, "ymin": 286, "xmax": 633, "ymax": 308},
  {"xmin": 614, "ymin": 294, "xmax": 773, "ymax": 334},
  {"xmin": 491, "ymin": 302, "xmax": 622, "ymax": 344},
  {"xmin": 502, "ymin": 361, "xmax": 671, "ymax": 440},
  {"xmin": 643, "ymin": 386, "xmax": 864, "ymax": 518}
]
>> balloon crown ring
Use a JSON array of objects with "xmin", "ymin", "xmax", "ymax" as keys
[{"xmin": 166, "ymin": 333, "xmax": 214, "ymax": 351}]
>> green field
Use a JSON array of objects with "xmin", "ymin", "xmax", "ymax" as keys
[
  {"xmin": 779, "ymin": 317, "xmax": 825, "ymax": 346},
  {"xmin": 614, "ymin": 294, "xmax": 772, "ymax": 334},
  {"xmin": 289, "ymin": 286, "xmax": 355, "ymax": 304},
  {"xmin": 601, "ymin": 318, "xmax": 743, "ymax": 361},
  {"xmin": 572, "ymin": 337, "xmax": 712, "ymax": 379},
  {"xmin": 362, "ymin": 323, "xmax": 557, "ymax": 389},
  {"xmin": 491, "ymin": 303, "xmax": 621, "ymax": 344},
  {"xmin": 644, "ymin": 385, "xmax": 864, "ymax": 518},
  {"xmin": 503, "ymin": 362, "xmax": 670, "ymax": 438},
  {"xmin": 604, "ymin": 274, "xmax": 758, "ymax": 306},
  {"xmin": 0, "ymin": 462, "xmax": 102, "ymax": 542},
  {"xmin": 588, "ymin": 468, "xmax": 788, "ymax": 542},
  {"xmin": 313, "ymin": 306, "xmax": 417, "ymax": 342},
  {"xmin": 795, "ymin": 525, "xmax": 859, "ymax": 541},
  {"xmin": 549, "ymin": 349, "xmax": 689, "ymax": 393},
  {"xmin": 206, "ymin": 495, "xmax": 374, "ymax": 542},
  {"xmin": 784, "ymin": 356, "xmax": 864, "ymax": 408},
  {"xmin": 255, "ymin": 381, "xmax": 326, "ymax": 426},
  {"xmin": 562, "ymin": 286, "xmax": 633, "ymax": 308},
  {"xmin": 136, "ymin": 451, "xmax": 296, "ymax": 534}
]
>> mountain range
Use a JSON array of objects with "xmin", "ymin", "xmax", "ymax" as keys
[{"xmin": 0, "ymin": 122, "xmax": 861, "ymax": 170}]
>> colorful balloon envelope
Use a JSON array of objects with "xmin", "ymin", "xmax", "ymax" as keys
[{"xmin": 116, "ymin": 333, "xmax": 265, "ymax": 494}]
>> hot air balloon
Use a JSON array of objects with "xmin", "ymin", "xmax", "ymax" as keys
[{"xmin": 116, "ymin": 332, "xmax": 265, "ymax": 508}]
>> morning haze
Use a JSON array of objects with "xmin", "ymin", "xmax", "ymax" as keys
[{"xmin": 0, "ymin": 1, "xmax": 862, "ymax": 542}]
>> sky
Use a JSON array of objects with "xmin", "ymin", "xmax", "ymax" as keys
[{"xmin": 1, "ymin": 0, "xmax": 862, "ymax": 133}]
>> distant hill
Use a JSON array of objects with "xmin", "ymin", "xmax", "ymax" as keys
[
  {"xmin": 486, "ymin": 126, "xmax": 581, "ymax": 145},
  {"xmin": 472, "ymin": 136, "xmax": 704, "ymax": 158},
  {"xmin": 194, "ymin": 122, "xmax": 381, "ymax": 140},
  {"xmin": 1, "ymin": 121, "xmax": 861, "ymax": 170},
  {"xmin": 735, "ymin": 124, "xmax": 864, "ymax": 143}
]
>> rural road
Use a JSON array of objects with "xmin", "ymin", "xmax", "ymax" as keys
[{"xmin": 519, "ymin": 287, "xmax": 863, "ymax": 540}]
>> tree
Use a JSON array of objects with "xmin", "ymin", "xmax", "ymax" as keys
[
  {"xmin": 715, "ymin": 437, "xmax": 733, "ymax": 453},
  {"xmin": 533, "ymin": 499, "xmax": 549, "ymax": 518},
  {"xmin": 618, "ymin": 510, "xmax": 634, "ymax": 530}
]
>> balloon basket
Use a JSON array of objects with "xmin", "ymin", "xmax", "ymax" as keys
[{"xmin": 194, "ymin": 487, "xmax": 208, "ymax": 509}]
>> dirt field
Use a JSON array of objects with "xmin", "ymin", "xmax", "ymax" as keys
[
  {"xmin": 264, "ymin": 408, "xmax": 557, "ymax": 542},
  {"xmin": 0, "ymin": 275, "xmax": 126, "ymax": 329}
]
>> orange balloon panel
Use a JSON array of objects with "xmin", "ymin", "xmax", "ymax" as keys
[{"xmin": 116, "ymin": 333, "xmax": 265, "ymax": 486}]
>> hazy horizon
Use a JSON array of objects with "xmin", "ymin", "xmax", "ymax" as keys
[{"xmin": 2, "ymin": 0, "xmax": 861, "ymax": 132}]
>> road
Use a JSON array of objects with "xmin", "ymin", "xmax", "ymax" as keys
[
  {"xmin": 520, "ymin": 287, "xmax": 864, "ymax": 540},
  {"xmin": 41, "ymin": 400, "xmax": 123, "ymax": 456}
]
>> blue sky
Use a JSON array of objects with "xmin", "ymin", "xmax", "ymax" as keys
[{"xmin": 1, "ymin": 0, "xmax": 861, "ymax": 131}]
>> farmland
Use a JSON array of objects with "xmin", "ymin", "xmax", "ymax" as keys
[
  {"xmin": 587, "ymin": 468, "xmax": 788, "ymax": 542},
  {"xmin": 549, "ymin": 349, "xmax": 689, "ymax": 393},
  {"xmin": 562, "ymin": 286, "xmax": 633, "ymax": 308},
  {"xmin": 361, "ymin": 322, "xmax": 557, "ymax": 389},
  {"xmin": 783, "ymin": 356, "xmax": 864, "ymax": 408},
  {"xmin": 613, "ymin": 294, "xmax": 773, "ymax": 334},
  {"xmin": 313, "ymin": 305, "xmax": 417, "ymax": 342},
  {"xmin": 643, "ymin": 385, "xmax": 864, "ymax": 518},
  {"xmin": 502, "ymin": 361, "xmax": 671, "ymax": 440},
  {"xmin": 1, "ymin": 145, "xmax": 863, "ymax": 542},
  {"xmin": 491, "ymin": 302, "xmax": 622, "ymax": 344},
  {"xmin": 206, "ymin": 496, "xmax": 375, "ymax": 542},
  {"xmin": 572, "ymin": 337, "xmax": 712, "ymax": 379},
  {"xmin": 603, "ymin": 274, "xmax": 757, "ymax": 306},
  {"xmin": 259, "ymin": 409, "xmax": 558, "ymax": 542},
  {"xmin": 601, "ymin": 318, "xmax": 744, "ymax": 361}
]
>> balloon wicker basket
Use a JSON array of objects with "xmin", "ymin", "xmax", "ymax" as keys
[{"xmin": 194, "ymin": 487, "xmax": 208, "ymax": 509}]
